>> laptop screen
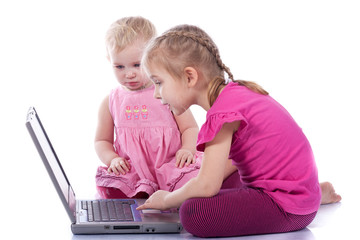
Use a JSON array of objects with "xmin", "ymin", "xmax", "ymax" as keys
[{"xmin": 26, "ymin": 107, "xmax": 76, "ymax": 222}]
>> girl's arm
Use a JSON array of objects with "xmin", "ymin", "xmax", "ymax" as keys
[
  {"xmin": 173, "ymin": 109, "xmax": 199, "ymax": 153},
  {"xmin": 137, "ymin": 120, "xmax": 240, "ymax": 210},
  {"xmin": 94, "ymin": 96, "xmax": 130, "ymax": 174},
  {"xmin": 173, "ymin": 109, "xmax": 199, "ymax": 167},
  {"xmin": 94, "ymin": 95, "xmax": 117, "ymax": 165}
]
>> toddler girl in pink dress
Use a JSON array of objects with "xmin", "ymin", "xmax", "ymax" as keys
[{"xmin": 94, "ymin": 17, "xmax": 202, "ymax": 198}]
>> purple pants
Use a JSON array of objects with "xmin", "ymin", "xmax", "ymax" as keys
[{"xmin": 180, "ymin": 172, "xmax": 317, "ymax": 237}]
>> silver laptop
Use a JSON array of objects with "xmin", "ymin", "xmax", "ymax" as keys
[{"xmin": 25, "ymin": 107, "xmax": 182, "ymax": 234}]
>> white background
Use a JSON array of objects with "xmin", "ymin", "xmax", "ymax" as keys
[{"xmin": 1, "ymin": 0, "xmax": 359, "ymax": 239}]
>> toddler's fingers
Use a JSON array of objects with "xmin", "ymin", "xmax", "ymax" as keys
[
  {"xmin": 180, "ymin": 154, "xmax": 191, "ymax": 168},
  {"xmin": 125, "ymin": 162, "xmax": 131, "ymax": 172},
  {"xmin": 177, "ymin": 155, "xmax": 185, "ymax": 168},
  {"xmin": 175, "ymin": 154, "xmax": 182, "ymax": 168},
  {"xmin": 185, "ymin": 154, "xmax": 195, "ymax": 166},
  {"xmin": 192, "ymin": 155, "xmax": 196, "ymax": 164},
  {"xmin": 119, "ymin": 160, "xmax": 130, "ymax": 173},
  {"xmin": 125, "ymin": 160, "xmax": 131, "ymax": 170},
  {"xmin": 111, "ymin": 166, "xmax": 120, "ymax": 175},
  {"xmin": 115, "ymin": 165, "xmax": 126, "ymax": 175}
]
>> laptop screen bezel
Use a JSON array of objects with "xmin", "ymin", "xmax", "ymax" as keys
[{"xmin": 26, "ymin": 107, "xmax": 76, "ymax": 223}]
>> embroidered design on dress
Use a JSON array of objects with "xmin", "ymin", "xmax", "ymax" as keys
[
  {"xmin": 125, "ymin": 105, "xmax": 149, "ymax": 120},
  {"xmin": 133, "ymin": 106, "xmax": 140, "ymax": 120},
  {"xmin": 141, "ymin": 105, "xmax": 148, "ymax": 119},
  {"xmin": 125, "ymin": 106, "xmax": 132, "ymax": 120}
]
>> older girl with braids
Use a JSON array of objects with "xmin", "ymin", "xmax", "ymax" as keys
[{"xmin": 137, "ymin": 24, "xmax": 341, "ymax": 237}]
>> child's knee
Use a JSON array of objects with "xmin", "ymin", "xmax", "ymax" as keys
[{"xmin": 179, "ymin": 198, "xmax": 210, "ymax": 237}]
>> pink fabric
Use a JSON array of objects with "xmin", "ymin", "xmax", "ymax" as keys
[
  {"xmin": 96, "ymin": 85, "xmax": 201, "ymax": 197},
  {"xmin": 197, "ymin": 82, "xmax": 321, "ymax": 215}
]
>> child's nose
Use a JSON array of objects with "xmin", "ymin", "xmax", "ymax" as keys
[
  {"xmin": 126, "ymin": 71, "xmax": 135, "ymax": 78},
  {"xmin": 153, "ymin": 91, "xmax": 161, "ymax": 99}
]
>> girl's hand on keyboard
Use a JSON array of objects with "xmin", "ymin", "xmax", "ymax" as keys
[{"xmin": 136, "ymin": 190, "xmax": 170, "ymax": 211}]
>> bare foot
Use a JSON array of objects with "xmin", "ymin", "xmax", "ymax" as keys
[{"xmin": 320, "ymin": 181, "xmax": 342, "ymax": 204}]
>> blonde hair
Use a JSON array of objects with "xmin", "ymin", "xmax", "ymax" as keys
[
  {"xmin": 142, "ymin": 24, "xmax": 268, "ymax": 106},
  {"xmin": 105, "ymin": 16, "xmax": 156, "ymax": 54}
]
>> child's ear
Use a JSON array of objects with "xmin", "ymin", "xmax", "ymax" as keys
[{"xmin": 184, "ymin": 67, "xmax": 198, "ymax": 88}]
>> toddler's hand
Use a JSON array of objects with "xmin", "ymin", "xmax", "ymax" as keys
[
  {"xmin": 175, "ymin": 149, "xmax": 195, "ymax": 168},
  {"xmin": 108, "ymin": 157, "xmax": 131, "ymax": 175}
]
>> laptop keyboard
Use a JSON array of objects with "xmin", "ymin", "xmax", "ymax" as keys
[{"xmin": 81, "ymin": 200, "xmax": 135, "ymax": 222}]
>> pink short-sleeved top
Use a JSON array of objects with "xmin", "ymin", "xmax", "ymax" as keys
[
  {"xmin": 197, "ymin": 82, "xmax": 321, "ymax": 215},
  {"xmin": 96, "ymin": 85, "xmax": 201, "ymax": 197}
]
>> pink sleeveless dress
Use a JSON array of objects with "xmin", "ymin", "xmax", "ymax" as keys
[{"xmin": 96, "ymin": 85, "xmax": 201, "ymax": 197}]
